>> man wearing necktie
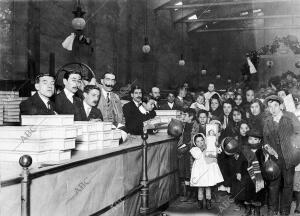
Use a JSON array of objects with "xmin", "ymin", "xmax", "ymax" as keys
[
  {"xmin": 96, "ymin": 72, "xmax": 125, "ymax": 127},
  {"xmin": 20, "ymin": 74, "xmax": 56, "ymax": 115},
  {"xmin": 174, "ymin": 86, "xmax": 189, "ymax": 111},
  {"xmin": 55, "ymin": 70, "xmax": 82, "ymax": 120},
  {"xmin": 76, "ymin": 85, "xmax": 103, "ymax": 121}
]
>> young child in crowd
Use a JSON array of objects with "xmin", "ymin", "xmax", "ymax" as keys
[
  {"xmin": 177, "ymin": 108, "xmax": 198, "ymax": 202},
  {"xmin": 232, "ymin": 128, "xmax": 266, "ymax": 216},
  {"xmin": 190, "ymin": 93, "xmax": 208, "ymax": 111},
  {"xmin": 294, "ymin": 164, "xmax": 300, "ymax": 214},
  {"xmin": 190, "ymin": 133, "xmax": 224, "ymax": 209}
]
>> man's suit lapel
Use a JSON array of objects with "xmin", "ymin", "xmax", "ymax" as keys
[
  {"xmin": 33, "ymin": 93, "xmax": 48, "ymax": 110},
  {"xmin": 79, "ymin": 101, "xmax": 88, "ymax": 120},
  {"xmin": 62, "ymin": 90, "xmax": 74, "ymax": 106}
]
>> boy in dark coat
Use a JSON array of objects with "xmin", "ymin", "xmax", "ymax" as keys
[
  {"xmin": 177, "ymin": 108, "xmax": 198, "ymax": 202},
  {"xmin": 263, "ymin": 95, "xmax": 300, "ymax": 216},
  {"xmin": 232, "ymin": 128, "xmax": 266, "ymax": 216}
]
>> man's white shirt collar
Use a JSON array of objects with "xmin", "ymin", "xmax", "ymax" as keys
[
  {"xmin": 168, "ymin": 102, "xmax": 174, "ymax": 109},
  {"xmin": 133, "ymin": 100, "xmax": 140, "ymax": 107},
  {"xmin": 38, "ymin": 92, "xmax": 50, "ymax": 108},
  {"xmin": 101, "ymin": 87, "xmax": 110, "ymax": 99},
  {"xmin": 177, "ymin": 96, "xmax": 183, "ymax": 101},
  {"xmin": 83, "ymin": 100, "xmax": 92, "ymax": 117},
  {"xmin": 139, "ymin": 105, "xmax": 148, "ymax": 114},
  {"xmin": 64, "ymin": 88, "xmax": 74, "ymax": 103}
]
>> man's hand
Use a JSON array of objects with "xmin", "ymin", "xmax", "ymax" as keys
[
  {"xmin": 256, "ymin": 178, "xmax": 264, "ymax": 193},
  {"xmin": 264, "ymin": 144, "xmax": 278, "ymax": 159},
  {"xmin": 236, "ymin": 173, "xmax": 241, "ymax": 181}
]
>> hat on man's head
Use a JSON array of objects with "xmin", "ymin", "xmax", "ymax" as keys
[
  {"xmin": 247, "ymin": 128, "xmax": 263, "ymax": 139},
  {"xmin": 264, "ymin": 94, "xmax": 283, "ymax": 106}
]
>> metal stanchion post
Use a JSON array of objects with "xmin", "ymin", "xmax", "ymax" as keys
[
  {"xmin": 140, "ymin": 131, "xmax": 149, "ymax": 215},
  {"xmin": 19, "ymin": 155, "xmax": 32, "ymax": 216}
]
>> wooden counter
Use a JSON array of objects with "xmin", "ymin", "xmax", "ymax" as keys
[{"xmin": 0, "ymin": 132, "xmax": 178, "ymax": 216}]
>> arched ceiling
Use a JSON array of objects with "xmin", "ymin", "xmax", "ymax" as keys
[{"xmin": 151, "ymin": 0, "xmax": 300, "ymax": 33}]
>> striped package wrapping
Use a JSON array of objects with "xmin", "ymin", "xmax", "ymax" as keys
[{"xmin": 247, "ymin": 160, "xmax": 264, "ymax": 192}]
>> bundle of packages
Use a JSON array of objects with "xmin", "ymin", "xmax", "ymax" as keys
[
  {"xmin": 0, "ymin": 115, "xmax": 77, "ymax": 163},
  {"xmin": 155, "ymin": 110, "xmax": 181, "ymax": 123},
  {"xmin": 0, "ymin": 103, "xmax": 3, "ymax": 125},
  {"xmin": 0, "ymin": 91, "xmax": 19, "ymax": 100},
  {"xmin": 3, "ymin": 97, "xmax": 28, "ymax": 123},
  {"xmin": 154, "ymin": 110, "xmax": 181, "ymax": 132},
  {"xmin": 75, "ymin": 121, "xmax": 121, "ymax": 150}
]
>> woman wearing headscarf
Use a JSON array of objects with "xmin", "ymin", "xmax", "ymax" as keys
[{"xmin": 248, "ymin": 99, "xmax": 266, "ymax": 134}]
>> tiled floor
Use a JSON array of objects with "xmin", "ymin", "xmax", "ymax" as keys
[{"xmin": 161, "ymin": 195, "xmax": 298, "ymax": 216}]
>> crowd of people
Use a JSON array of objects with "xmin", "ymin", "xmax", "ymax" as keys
[
  {"xmin": 166, "ymin": 83, "xmax": 300, "ymax": 216},
  {"xmin": 19, "ymin": 70, "xmax": 300, "ymax": 216}
]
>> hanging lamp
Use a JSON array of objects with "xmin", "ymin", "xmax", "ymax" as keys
[
  {"xmin": 178, "ymin": 1, "xmax": 185, "ymax": 66},
  {"xmin": 72, "ymin": 0, "xmax": 86, "ymax": 31},
  {"xmin": 142, "ymin": 0, "xmax": 151, "ymax": 53},
  {"xmin": 201, "ymin": 65, "xmax": 207, "ymax": 75}
]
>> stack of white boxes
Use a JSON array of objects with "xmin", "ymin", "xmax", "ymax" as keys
[
  {"xmin": 4, "ymin": 98, "xmax": 28, "ymax": 123},
  {"xmin": 155, "ymin": 110, "xmax": 181, "ymax": 123},
  {"xmin": 1, "ymin": 93, "xmax": 28, "ymax": 123},
  {"xmin": 0, "ymin": 115, "xmax": 77, "ymax": 163},
  {"xmin": 0, "ymin": 91, "xmax": 19, "ymax": 124},
  {"xmin": 155, "ymin": 110, "xmax": 181, "ymax": 132},
  {"xmin": 75, "ymin": 121, "xmax": 121, "ymax": 151},
  {"xmin": 0, "ymin": 103, "xmax": 3, "ymax": 125}
]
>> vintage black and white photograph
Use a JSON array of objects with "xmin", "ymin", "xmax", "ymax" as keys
[{"xmin": 0, "ymin": 0, "xmax": 300, "ymax": 215}]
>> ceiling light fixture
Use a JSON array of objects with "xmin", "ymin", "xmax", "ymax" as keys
[
  {"xmin": 178, "ymin": 1, "xmax": 185, "ymax": 66},
  {"xmin": 142, "ymin": 0, "xmax": 150, "ymax": 54}
]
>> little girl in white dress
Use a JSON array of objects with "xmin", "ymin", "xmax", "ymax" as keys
[{"xmin": 190, "ymin": 133, "xmax": 224, "ymax": 209}]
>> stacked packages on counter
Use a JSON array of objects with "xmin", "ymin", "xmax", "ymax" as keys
[
  {"xmin": 155, "ymin": 110, "xmax": 181, "ymax": 124},
  {"xmin": 0, "ymin": 115, "xmax": 122, "ymax": 163},
  {"xmin": 0, "ymin": 115, "xmax": 77, "ymax": 163},
  {"xmin": 0, "ymin": 103, "xmax": 3, "ymax": 125},
  {"xmin": 3, "ymin": 98, "xmax": 28, "ymax": 123},
  {"xmin": 0, "ymin": 91, "xmax": 27, "ymax": 123},
  {"xmin": 0, "ymin": 91, "xmax": 19, "ymax": 124},
  {"xmin": 0, "ymin": 115, "xmax": 76, "ymax": 163},
  {"xmin": 75, "ymin": 121, "xmax": 121, "ymax": 150},
  {"xmin": 154, "ymin": 110, "xmax": 181, "ymax": 132}
]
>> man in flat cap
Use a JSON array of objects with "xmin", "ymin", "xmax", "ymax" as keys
[{"xmin": 263, "ymin": 95, "xmax": 300, "ymax": 216}]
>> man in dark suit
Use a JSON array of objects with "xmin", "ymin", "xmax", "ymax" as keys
[
  {"xmin": 55, "ymin": 70, "xmax": 82, "ymax": 120},
  {"xmin": 150, "ymin": 86, "xmax": 161, "ymax": 110},
  {"xmin": 76, "ymin": 85, "xmax": 103, "ymax": 121},
  {"xmin": 159, "ymin": 92, "xmax": 180, "ymax": 110},
  {"xmin": 123, "ymin": 86, "xmax": 155, "ymax": 135},
  {"xmin": 20, "ymin": 74, "xmax": 56, "ymax": 115},
  {"xmin": 174, "ymin": 86, "xmax": 189, "ymax": 111}
]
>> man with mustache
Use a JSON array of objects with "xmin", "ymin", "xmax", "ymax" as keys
[
  {"xmin": 96, "ymin": 72, "xmax": 125, "ymax": 127},
  {"xmin": 55, "ymin": 70, "xmax": 82, "ymax": 120},
  {"xmin": 20, "ymin": 74, "xmax": 56, "ymax": 115},
  {"xmin": 150, "ymin": 86, "xmax": 161, "ymax": 109},
  {"xmin": 123, "ymin": 86, "xmax": 155, "ymax": 135},
  {"xmin": 76, "ymin": 85, "xmax": 103, "ymax": 121}
]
